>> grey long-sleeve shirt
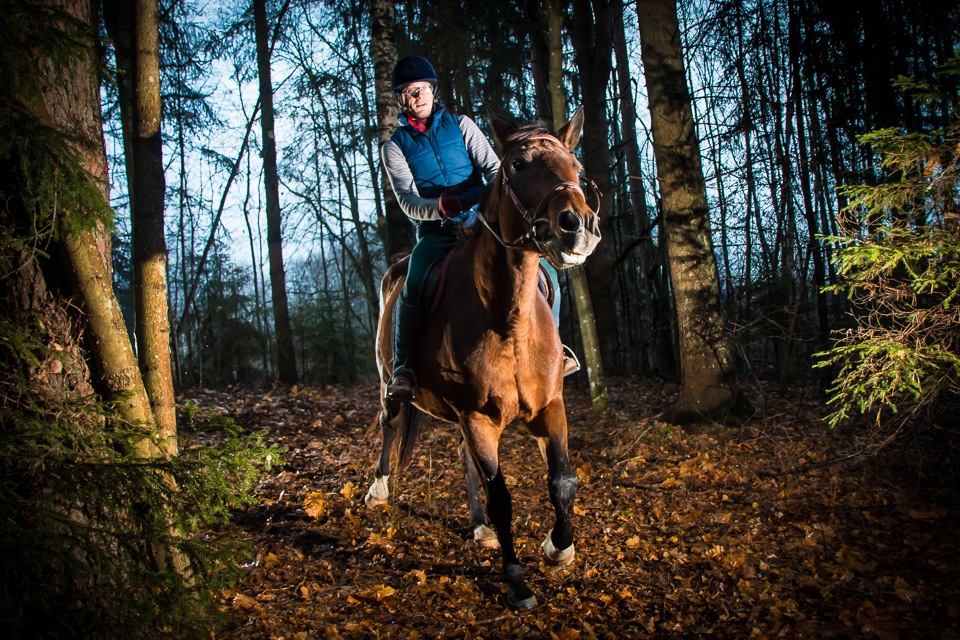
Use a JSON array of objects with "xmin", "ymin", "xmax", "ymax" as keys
[{"xmin": 381, "ymin": 115, "xmax": 500, "ymax": 222}]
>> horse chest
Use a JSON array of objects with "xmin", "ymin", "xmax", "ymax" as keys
[{"xmin": 470, "ymin": 336, "xmax": 557, "ymax": 417}]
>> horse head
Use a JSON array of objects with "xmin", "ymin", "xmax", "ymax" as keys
[{"xmin": 486, "ymin": 108, "xmax": 602, "ymax": 269}]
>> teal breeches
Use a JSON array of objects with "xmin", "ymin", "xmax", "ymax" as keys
[
  {"xmin": 400, "ymin": 223, "xmax": 459, "ymax": 305},
  {"xmin": 540, "ymin": 258, "xmax": 560, "ymax": 324}
]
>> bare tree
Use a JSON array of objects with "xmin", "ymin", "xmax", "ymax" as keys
[
  {"xmin": 254, "ymin": 0, "xmax": 298, "ymax": 384},
  {"xmin": 612, "ymin": 0, "xmax": 662, "ymax": 375},
  {"xmin": 540, "ymin": 0, "xmax": 612, "ymax": 423},
  {"xmin": 569, "ymin": 0, "xmax": 622, "ymax": 373}
]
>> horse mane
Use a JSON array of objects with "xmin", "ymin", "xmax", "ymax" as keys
[{"xmin": 478, "ymin": 181, "xmax": 494, "ymax": 212}]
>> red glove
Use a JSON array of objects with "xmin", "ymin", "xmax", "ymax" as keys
[{"xmin": 438, "ymin": 188, "xmax": 463, "ymax": 217}]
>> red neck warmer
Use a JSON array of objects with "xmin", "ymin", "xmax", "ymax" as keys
[{"xmin": 408, "ymin": 116, "xmax": 429, "ymax": 132}]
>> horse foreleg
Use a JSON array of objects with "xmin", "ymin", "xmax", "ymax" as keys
[
  {"xmin": 365, "ymin": 409, "xmax": 395, "ymax": 508},
  {"xmin": 462, "ymin": 415, "xmax": 536, "ymax": 609},
  {"xmin": 531, "ymin": 400, "xmax": 577, "ymax": 566},
  {"xmin": 486, "ymin": 468, "xmax": 537, "ymax": 608},
  {"xmin": 458, "ymin": 437, "xmax": 499, "ymax": 549}
]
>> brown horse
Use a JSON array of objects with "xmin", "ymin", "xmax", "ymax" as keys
[{"xmin": 365, "ymin": 109, "xmax": 601, "ymax": 608}]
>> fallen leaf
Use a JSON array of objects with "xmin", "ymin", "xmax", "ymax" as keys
[
  {"xmin": 304, "ymin": 492, "xmax": 326, "ymax": 519},
  {"xmin": 340, "ymin": 481, "xmax": 358, "ymax": 499}
]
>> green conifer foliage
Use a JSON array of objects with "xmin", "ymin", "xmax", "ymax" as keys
[{"xmin": 817, "ymin": 56, "xmax": 960, "ymax": 439}]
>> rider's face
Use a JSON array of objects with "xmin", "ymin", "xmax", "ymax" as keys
[{"xmin": 399, "ymin": 82, "xmax": 435, "ymax": 120}]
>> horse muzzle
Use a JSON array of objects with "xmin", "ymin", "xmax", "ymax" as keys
[{"xmin": 545, "ymin": 209, "xmax": 601, "ymax": 268}]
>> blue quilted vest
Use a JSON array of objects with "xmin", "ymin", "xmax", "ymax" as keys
[{"xmin": 391, "ymin": 105, "xmax": 483, "ymax": 200}]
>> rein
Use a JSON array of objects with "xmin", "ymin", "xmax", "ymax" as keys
[{"xmin": 478, "ymin": 136, "xmax": 601, "ymax": 254}]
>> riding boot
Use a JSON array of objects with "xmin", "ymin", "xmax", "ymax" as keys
[{"xmin": 385, "ymin": 299, "xmax": 419, "ymax": 402}]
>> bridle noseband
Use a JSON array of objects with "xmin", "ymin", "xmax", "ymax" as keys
[{"xmin": 477, "ymin": 136, "xmax": 601, "ymax": 254}]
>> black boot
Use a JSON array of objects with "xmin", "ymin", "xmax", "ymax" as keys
[{"xmin": 385, "ymin": 299, "xmax": 419, "ymax": 402}]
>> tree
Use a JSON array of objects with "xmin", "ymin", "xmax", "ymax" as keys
[
  {"xmin": 538, "ymin": 0, "xmax": 613, "ymax": 424},
  {"xmin": 636, "ymin": 0, "xmax": 751, "ymax": 423},
  {"xmin": 283, "ymin": 2, "xmax": 382, "ymax": 336},
  {"xmin": 253, "ymin": 0, "xmax": 298, "ymax": 384},
  {"xmin": 370, "ymin": 0, "xmax": 413, "ymax": 265},
  {"xmin": 611, "ymin": 0, "xmax": 663, "ymax": 376},
  {"xmin": 817, "ymin": 58, "xmax": 960, "ymax": 441},
  {"xmin": 1, "ymin": 0, "xmax": 220, "ymax": 632},
  {"xmin": 569, "ymin": 0, "xmax": 623, "ymax": 373}
]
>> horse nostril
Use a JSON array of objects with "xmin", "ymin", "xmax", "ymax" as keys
[{"xmin": 559, "ymin": 210, "xmax": 582, "ymax": 233}]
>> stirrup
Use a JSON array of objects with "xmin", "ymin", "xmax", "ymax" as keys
[
  {"xmin": 385, "ymin": 365, "xmax": 417, "ymax": 401},
  {"xmin": 562, "ymin": 345, "xmax": 581, "ymax": 377}
]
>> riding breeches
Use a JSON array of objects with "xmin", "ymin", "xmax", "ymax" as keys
[{"xmin": 400, "ymin": 222, "xmax": 459, "ymax": 306}]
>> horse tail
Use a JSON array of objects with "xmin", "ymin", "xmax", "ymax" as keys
[{"xmin": 390, "ymin": 403, "xmax": 425, "ymax": 474}]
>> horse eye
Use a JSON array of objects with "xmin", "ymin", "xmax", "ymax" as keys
[{"xmin": 511, "ymin": 158, "xmax": 525, "ymax": 173}]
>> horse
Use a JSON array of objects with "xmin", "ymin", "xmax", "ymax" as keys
[{"xmin": 364, "ymin": 108, "xmax": 602, "ymax": 609}]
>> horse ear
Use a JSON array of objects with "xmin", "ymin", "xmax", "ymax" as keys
[
  {"xmin": 556, "ymin": 107, "xmax": 584, "ymax": 151},
  {"xmin": 489, "ymin": 110, "xmax": 516, "ymax": 150}
]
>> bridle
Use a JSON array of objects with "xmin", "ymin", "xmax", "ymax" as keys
[{"xmin": 477, "ymin": 136, "xmax": 602, "ymax": 254}]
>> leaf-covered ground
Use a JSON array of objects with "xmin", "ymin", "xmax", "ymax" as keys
[{"xmin": 185, "ymin": 379, "xmax": 960, "ymax": 639}]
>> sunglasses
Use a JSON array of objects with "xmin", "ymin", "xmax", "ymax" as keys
[{"xmin": 401, "ymin": 85, "xmax": 434, "ymax": 99}]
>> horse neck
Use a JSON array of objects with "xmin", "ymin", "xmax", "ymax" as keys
[{"xmin": 474, "ymin": 207, "xmax": 542, "ymax": 330}]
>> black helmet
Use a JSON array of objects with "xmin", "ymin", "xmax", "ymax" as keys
[{"xmin": 392, "ymin": 56, "xmax": 438, "ymax": 93}]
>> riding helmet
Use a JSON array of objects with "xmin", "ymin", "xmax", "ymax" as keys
[{"xmin": 392, "ymin": 56, "xmax": 438, "ymax": 93}]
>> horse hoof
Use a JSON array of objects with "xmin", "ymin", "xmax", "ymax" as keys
[
  {"xmin": 364, "ymin": 476, "xmax": 389, "ymax": 508},
  {"xmin": 541, "ymin": 534, "xmax": 575, "ymax": 566},
  {"xmin": 507, "ymin": 592, "xmax": 538, "ymax": 610},
  {"xmin": 364, "ymin": 493, "xmax": 387, "ymax": 508},
  {"xmin": 472, "ymin": 525, "xmax": 500, "ymax": 549}
]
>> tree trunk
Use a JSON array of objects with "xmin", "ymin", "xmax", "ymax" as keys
[
  {"xmin": 636, "ymin": 0, "xmax": 751, "ymax": 424},
  {"xmin": 13, "ymin": 0, "xmax": 156, "ymax": 444},
  {"xmin": 254, "ymin": 0, "xmax": 298, "ymax": 384},
  {"xmin": 790, "ymin": 2, "xmax": 830, "ymax": 393},
  {"xmin": 106, "ymin": 0, "xmax": 178, "ymax": 451},
  {"xmin": 523, "ymin": 0, "xmax": 554, "ymax": 119},
  {"xmin": 612, "ymin": 0, "xmax": 659, "ymax": 375},
  {"xmin": 569, "ymin": 0, "xmax": 622, "ymax": 374},
  {"xmin": 545, "ymin": 0, "xmax": 612, "ymax": 424},
  {"xmin": 369, "ymin": 0, "xmax": 413, "ymax": 265}
]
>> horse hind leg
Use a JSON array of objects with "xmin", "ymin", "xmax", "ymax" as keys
[
  {"xmin": 458, "ymin": 437, "xmax": 498, "ymax": 549},
  {"xmin": 365, "ymin": 409, "xmax": 396, "ymax": 508}
]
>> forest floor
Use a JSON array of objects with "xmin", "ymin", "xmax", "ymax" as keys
[{"xmin": 184, "ymin": 377, "xmax": 960, "ymax": 640}]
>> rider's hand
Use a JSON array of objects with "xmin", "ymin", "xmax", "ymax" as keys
[
  {"xmin": 457, "ymin": 186, "xmax": 481, "ymax": 211},
  {"xmin": 438, "ymin": 188, "xmax": 463, "ymax": 217},
  {"xmin": 442, "ymin": 205, "xmax": 478, "ymax": 229}
]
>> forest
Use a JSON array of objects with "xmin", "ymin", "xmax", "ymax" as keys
[{"xmin": 1, "ymin": 0, "xmax": 958, "ymax": 637}]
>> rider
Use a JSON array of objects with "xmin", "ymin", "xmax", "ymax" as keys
[{"xmin": 381, "ymin": 55, "xmax": 577, "ymax": 402}]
